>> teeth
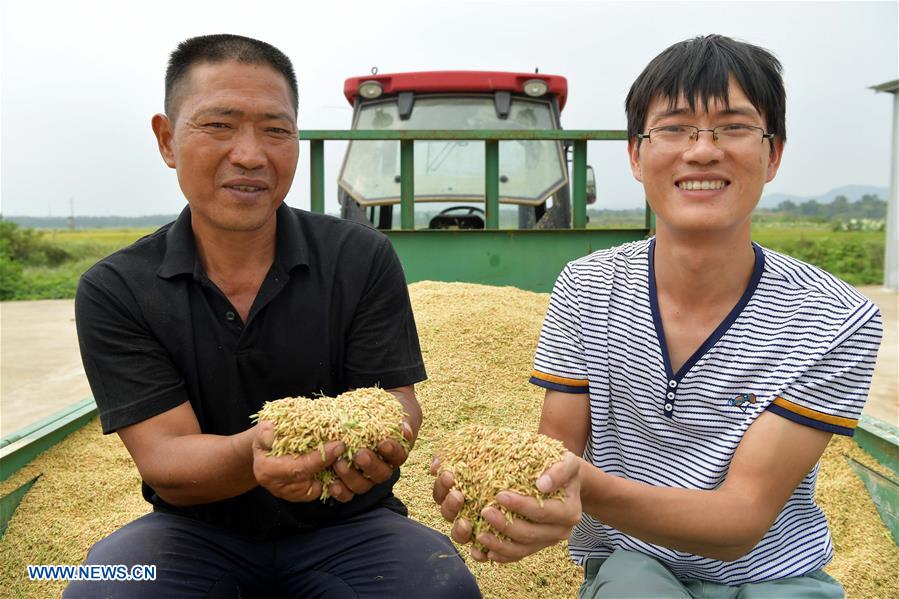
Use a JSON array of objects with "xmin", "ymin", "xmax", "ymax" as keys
[
  {"xmin": 230, "ymin": 185, "xmax": 263, "ymax": 192},
  {"xmin": 678, "ymin": 180, "xmax": 726, "ymax": 191}
]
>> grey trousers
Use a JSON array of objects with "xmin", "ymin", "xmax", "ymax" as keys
[{"xmin": 579, "ymin": 549, "xmax": 844, "ymax": 599}]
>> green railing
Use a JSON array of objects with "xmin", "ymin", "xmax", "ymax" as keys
[
  {"xmin": 299, "ymin": 129, "xmax": 637, "ymax": 229},
  {"xmin": 299, "ymin": 129, "xmax": 652, "ymax": 291}
]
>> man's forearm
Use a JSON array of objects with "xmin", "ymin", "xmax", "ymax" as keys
[
  {"xmin": 129, "ymin": 427, "xmax": 258, "ymax": 507},
  {"xmin": 387, "ymin": 385, "xmax": 422, "ymax": 439},
  {"xmin": 579, "ymin": 462, "xmax": 767, "ymax": 561}
]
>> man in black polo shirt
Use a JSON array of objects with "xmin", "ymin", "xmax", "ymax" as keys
[{"xmin": 68, "ymin": 34, "xmax": 480, "ymax": 598}]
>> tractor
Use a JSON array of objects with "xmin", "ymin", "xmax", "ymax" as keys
[{"xmin": 337, "ymin": 71, "xmax": 595, "ymax": 230}]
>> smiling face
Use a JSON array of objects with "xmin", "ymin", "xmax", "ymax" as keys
[
  {"xmin": 151, "ymin": 60, "xmax": 299, "ymax": 236},
  {"xmin": 628, "ymin": 79, "xmax": 783, "ymax": 239}
]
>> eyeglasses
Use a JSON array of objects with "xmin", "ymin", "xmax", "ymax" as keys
[{"xmin": 637, "ymin": 124, "xmax": 774, "ymax": 149}]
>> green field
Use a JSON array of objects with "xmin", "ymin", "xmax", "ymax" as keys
[
  {"xmin": 750, "ymin": 225, "xmax": 884, "ymax": 285},
  {"xmin": 0, "ymin": 223, "xmax": 886, "ymax": 301},
  {"xmin": 2, "ymin": 227, "xmax": 156, "ymax": 301}
]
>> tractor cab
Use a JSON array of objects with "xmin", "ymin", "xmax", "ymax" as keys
[{"xmin": 337, "ymin": 71, "xmax": 595, "ymax": 230}]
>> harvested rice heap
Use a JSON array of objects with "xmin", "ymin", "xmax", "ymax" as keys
[
  {"xmin": 252, "ymin": 387, "xmax": 409, "ymax": 501},
  {"xmin": 0, "ymin": 283, "xmax": 896, "ymax": 599},
  {"xmin": 438, "ymin": 424, "xmax": 568, "ymax": 550}
]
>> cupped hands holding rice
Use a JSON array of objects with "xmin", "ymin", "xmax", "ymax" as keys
[
  {"xmin": 436, "ymin": 425, "xmax": 568, "ymax": 551},
  {"xmin": 251, "ymin": 387, "xmax": 409, "ymax": 501}
]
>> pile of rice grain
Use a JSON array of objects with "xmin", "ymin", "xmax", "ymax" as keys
[
  {"xmin": 437, "ymin": 425, "xmax": 568, "ymax": 550},
  {"xmin": 252, "ymin": 387, "xmax": 408, "ymax": 500},
  {"xmin": 0, "ymin": 282, "xmax": 896, "ymax": 599}
]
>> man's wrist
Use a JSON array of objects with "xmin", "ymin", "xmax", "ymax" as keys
[
  {"xmin": 578, "ymin": 458, "xmax": 609, "ymax": 510},
  {"xmin": 234, "ymin": 426, "xmax": 259, "ymax": 467}
]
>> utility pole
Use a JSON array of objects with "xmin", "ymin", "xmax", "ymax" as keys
[{"xmin": 67, "ymin": 198, "xmax": 75, "ymax": 230}]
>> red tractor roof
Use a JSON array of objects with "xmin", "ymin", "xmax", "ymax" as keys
[{"xmin": 343, "ymin": 71, "xmax": 568, "ymax": 111}]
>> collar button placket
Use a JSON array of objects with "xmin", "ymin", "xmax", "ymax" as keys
[{"xmin": 664, "ymin": 380, "xmax": 677, "ymax": 417}]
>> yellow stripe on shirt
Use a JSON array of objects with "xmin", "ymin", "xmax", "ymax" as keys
[
  {"xmin": 772, "ymin": 396, "xmax": 858, "ymax": 429},
  {"xmin": 531, "ymin": 370, "xmax": 589, "ymax": 387}
]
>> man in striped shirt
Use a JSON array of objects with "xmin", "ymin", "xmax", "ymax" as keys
[{"xmin": 434, "ymin": 35, "xmax": 882, "ymax": 597}]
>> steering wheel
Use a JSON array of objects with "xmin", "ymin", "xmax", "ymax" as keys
[{"xmin": 436, "ymin": 206, "xmax": 485, "ymax": 217}]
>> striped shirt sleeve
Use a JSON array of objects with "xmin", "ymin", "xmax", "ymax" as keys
[
  {"xmin": 530, "ymin": 264, "xmax": 589, "ymax": 394},
  {"xmin": 767, "ymin": 302, "xmax": 883, "ymax": 436}
]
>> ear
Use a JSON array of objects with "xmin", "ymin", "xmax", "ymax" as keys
[
  {"xmin": 765, "ymin": 137, "xmax": 784, "ymax": 183},
  {"xmin": 627, "ymin": 138, "xmax": 643, "ymax": 182},
  {"xmin": 151, "ymin": 113, "xmax": 177, "ymax": 169}
]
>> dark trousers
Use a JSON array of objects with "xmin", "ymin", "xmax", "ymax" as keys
[{"xmin": 64, "ymin": 508, "xmax": 481, "ymax": 598}]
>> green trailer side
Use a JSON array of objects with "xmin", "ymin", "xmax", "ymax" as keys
[{"xmin": 384, "ymin": 228, "xmax": 646, "ymax": 291}]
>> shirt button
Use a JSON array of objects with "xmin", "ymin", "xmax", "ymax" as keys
[
  {"xmin": 666, "ymin": 391, "xmax": 675, "ymax": 400},
  {"xmin": 669, "ymin": 380, "xmax": 677, "ymax": 388},
  {"xmin": 225, "ymin": 311, "xmax": 236, "ymax": 321},
  {"xmin": 664, "ymin": 403, "xmax": 673, "ymax": 411}
]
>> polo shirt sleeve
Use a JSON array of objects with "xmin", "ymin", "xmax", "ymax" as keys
[
  {"xmin": 75, "ymin": 266, "xmax": 189, "ymax": 434},
  {"xmin": 343, "ymin": 236, "xmax": 427, "ymax": 390},
  {"xmin": 530, "ymin": 264, "xmax": 589, "ymax": 394},
  {"xmin": 767, "ymin": 301, "xmax": 883, "ymax": 436}
]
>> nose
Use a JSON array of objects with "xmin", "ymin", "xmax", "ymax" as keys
[
  {"xmin": 228, "ymin": 127, "xmax": 267, "ymax": 170},
  {"xmin": 683, "ymin": 129, "xmax": 723, "ymax": 164}
]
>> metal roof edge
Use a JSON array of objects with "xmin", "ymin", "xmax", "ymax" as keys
[{"xmin": 870, "ymin": 79, "xmax": 899, "ymax": 93}]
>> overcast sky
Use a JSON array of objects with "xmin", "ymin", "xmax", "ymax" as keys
[{"xmin": 1, "ymin": 0, "xmax": 897, "ymax": 216}]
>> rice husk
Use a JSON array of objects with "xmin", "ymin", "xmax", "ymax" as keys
[
  {"xmin": 252, "ymin": 387, "xmax": 408, "ymax": 500},
  {"xmin": 437, "ymin": 425, "xmax": 567, "ymax": 550}
]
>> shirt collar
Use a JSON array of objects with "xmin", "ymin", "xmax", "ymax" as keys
[
  {"xmin": 156, "ymin": 206, "xmax": 195, "ymax": 279},
  {"xmin": 156, "ymin": 203, "xmax": 309, "ymax": 280},
  {"xmin": 274, "ymin": 202, "xmax": 309, "ymax": 271}
]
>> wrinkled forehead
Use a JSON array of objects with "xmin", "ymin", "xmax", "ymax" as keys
[{"xmin": 170, "ymin": 60, "xmax": 296, "ymax": 121}]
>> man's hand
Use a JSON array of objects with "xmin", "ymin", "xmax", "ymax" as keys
[
  {"xmin": 473, "ymin": 451, "xmax": 582, "ymax": 562},
  {"xmin": 328, "ymin": 420, "xmax": 416, "ymax": 503},
  {"xmin": 431, "ymin": 458, "xmax": 475, "ymax": 544},
  {"xmin": 252, "ymin": 421, "xmax": 344, "ymax": 502},
  {"xmin": 432, "ymin": 451, "xmax": 583, "ymax": 562}
]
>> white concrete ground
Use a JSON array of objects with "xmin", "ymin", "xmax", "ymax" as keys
[
  {"xmin": 1, "ymin": 299, "xmax": 93, "ymax": 437},
  {"xmin": 1, "ymin": 288, "xmax": 896, "ymax": 437}
]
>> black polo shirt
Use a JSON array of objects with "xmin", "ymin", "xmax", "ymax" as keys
[{"xmin": 75, "ymin": 203, "xmax": 426, "ymax": 538}]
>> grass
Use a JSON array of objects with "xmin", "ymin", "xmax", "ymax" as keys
[
  {"xmin": 751, "ymin": 226, "xmax": 884, "ymax": 285},
  {"xmin": 37, "ymin": 227, "xmax": 156, "ymax": 257},
  {"xmin": 751, "ymin": 225, "xmax": 882, "ymax": 245},
  {"xmin": 1, "ymin": 222, "xmax": 886, "ymax": 300},
  {"xmin": 12, "ymin": 228, "xmax": 155, "ymax": 300}
]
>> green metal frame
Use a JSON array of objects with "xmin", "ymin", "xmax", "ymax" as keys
[
  {"xmin": 300, "ymin": 129, "xmax": 633, "ymax": 231},
  {"xmin": 0, "ymin": 397, "xmax": 97, "ymax": 483},
  {"xmin": 300, "ymin": 129, "xmax": 649, "ymax": 290},
  {"xmin": 386, "ymin": 228, "xmax": 645, "ymax": 292},
  {"xmin": 851, "ymin": 415, "xmax": 899, "ymax": 544},
  {"xmin": 848, "ymin": 458, "xmax": 899, "ymax": 544},
  {"xmin": 0, "ymin": 398, "xmax": 97, "ymax": 539},
  {"xmin": 0, "ymin": 476, "xmax": 39, "ymax": 539},
  {"xmin": 855, "ymin": 415, "xmax": 899, "ymax": 474}
]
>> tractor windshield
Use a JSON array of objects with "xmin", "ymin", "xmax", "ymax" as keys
[{"xmin": 338, "ymin": 95, "xmax": 567, "ymax": 206}]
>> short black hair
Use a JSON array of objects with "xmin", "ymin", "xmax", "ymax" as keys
[
  {"xmin": 164, "ymin": 34, "xmax": 298, "ymax": 118},
  {"xmin": 626, "ymin": 35, "xmax": 785, "ymax": 144}
]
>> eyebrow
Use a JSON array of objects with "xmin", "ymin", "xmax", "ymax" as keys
[
  {"xmin": 648, "ymin": 104, "xmax": 762, "ymax": 122},
  {"xmin": 193, "ymin": 107, "xmax": 296, "ymax": 122}
]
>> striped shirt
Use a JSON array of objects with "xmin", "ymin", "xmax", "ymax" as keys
[{"xmin": 530, "ymin": 238, "xmax": 882, "ymax": 585}]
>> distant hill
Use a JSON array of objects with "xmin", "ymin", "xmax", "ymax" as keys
[{"xmin": 759, "ymin": 185, "xmax": 888, "ymax": 209}]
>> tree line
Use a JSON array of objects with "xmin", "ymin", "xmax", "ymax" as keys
[{"xmin": 772, "ymin": 194, "xmax": 886, "ymax": 220}]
